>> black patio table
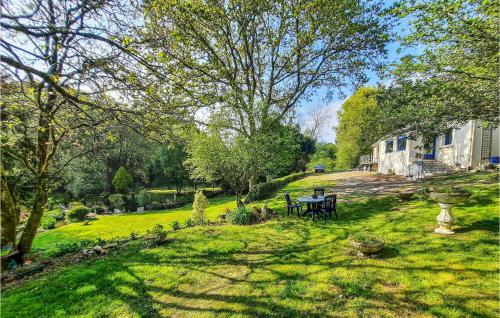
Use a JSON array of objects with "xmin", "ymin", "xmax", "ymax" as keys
[{"xmin": 297, "ymin": 195, "xmax": 325, "ymax": 216}]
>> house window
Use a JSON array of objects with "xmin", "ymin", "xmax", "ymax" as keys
[
  {"xmin": 444, "ymin": 129, "xmax": 453, "ymax": 145},
  {"xmin": 385, "ymin": 140, "xmax": 394, "ymax": 153},
  {"xmin": 397, "ymin": 136, "xmax": 407, "ymax": 151}
]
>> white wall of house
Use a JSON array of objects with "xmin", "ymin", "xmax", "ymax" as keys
[
  {"xmin": 434, "ymin": 121, "xmax": 473, "ymax": 168},
  {"xmin": 373, "ymin": 120, "xmax": 500, "ymax": 176},
  {"xmin": 375, "ymin": 136, "xmax": 410, "ymax": 176}
]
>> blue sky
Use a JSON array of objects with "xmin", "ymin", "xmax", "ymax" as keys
[{"xmin": 298, "ymin": 0, "xmax": 410, "ymax": 143}]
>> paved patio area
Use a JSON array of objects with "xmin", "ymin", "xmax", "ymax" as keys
[{"xmin": 306, "ymin": 171, "xmax": 420, "ymax": 198}]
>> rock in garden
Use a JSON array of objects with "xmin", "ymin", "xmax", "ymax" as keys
[
  {"xmin": 103, "ymin": 243, "xmax": 118, "ymax": 250},
  {"xmin": 93, "ymin": 246, "xmax": 107, "ymax": 255},
  {"xmin": 54, "ymin": 220, "xmax": 68, "ymax": 228}
]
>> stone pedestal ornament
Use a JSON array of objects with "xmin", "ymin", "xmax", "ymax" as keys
[
  {"xmin": 430, "ymin": 191, "xmax": 470, "ymax": 235},
  {"xmin": 435, "ymin": 203, "xmax": 455, "ymax": 234}
]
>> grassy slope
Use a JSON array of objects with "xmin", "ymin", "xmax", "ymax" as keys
[
  {"xmin": 3, "ymin": 172, "xmax": 499, "ymax": 317},
  {"xmin": 33, "ymin": 196, "xmax": 236, "ymax": 254}
]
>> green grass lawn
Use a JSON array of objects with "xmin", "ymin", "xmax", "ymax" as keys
[
  {"xmin": 2, "ymin": 172, "xmax": 499, "ymax": 317},
  {"xmin": 33, "ymin": 195, "xmax": 237, "ymax": 255}
]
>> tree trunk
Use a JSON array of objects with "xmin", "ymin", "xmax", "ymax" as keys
[
  {"xmin": 236, "ymin": 193, "xmax": 245, "ymax": 207},
  {"xmin": 1, "ymin": 174, "xmax": 17, "ymax": 248},
  {"xmin": 17, "ymin": 175, "xmax": 49, "ymax": 257},
  {"xmin": 16, "ymin": 93, "xmax": 52, "ymax": 258},
  {"xmin": 248, "ymin": 174, "xmax": 258, "ymax": 191}
]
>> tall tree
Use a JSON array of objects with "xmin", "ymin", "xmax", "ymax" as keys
[
  {"xmin": 150, "ymin": 143, "xmax": 190, "ymax": 194},
  {"xmin": 381, "ymin": 0, "xmax": 499, "ymax": 137},
  {"xmin": 0, "ymin": 0, "xmax": 168, "ymax": 258},
  {"xmin": 335, "ymin": 87, "xmax": 381, "ymax": 168},
  {"xmin": 144, "ymin": 0, "xmax": 389, "ymax": 186},
  {"xmin": 303, "ymin": 105, "xmax": 331, "ymax": 142}
]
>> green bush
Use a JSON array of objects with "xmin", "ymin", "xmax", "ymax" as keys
[
  {"xmin": 184, "ymin": 218, "xmax": 194, "ymax": 228},
  {"xmin": 41, "ymin": 216, "xmax": 57, "ymax": 230},
  {"xmin": 171, "ymin": 220, "xmax": 181, "ymax": 231},
  {"xmin": 66, "ymin": 205, "xmax": 91, "ymax": 222},
  {"xmin": 246, "ymin": 172, "xmax": 309, "ymax": 202},
  {"xmin": 192, "ymin": 191, "xmax": 209, "ymax": 225},
  {"xmin": 142, "ymin": 188, "xmax": 222, "ymax": 207},
  {"xmin": 112, "ymin": 166, "xmax": 134, "ymax": 193},
  {"xmin": 108, "ymin": 194, "xmax": 125, "ymax": 210},
  {"xmin": 226, "ymin": 207, "xmax": 257, "ymax": 225},
  {"xmin": 146, "ymin": 224, "xmax": 167, "ymax": 246},
  {"xmin": 135, "ymin": 188, "xmax": 147, "ymax": 206}
]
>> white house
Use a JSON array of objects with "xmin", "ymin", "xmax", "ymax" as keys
[{"xmin": 359, "ymin": 120, "xmax": 500, "ymax": 177}]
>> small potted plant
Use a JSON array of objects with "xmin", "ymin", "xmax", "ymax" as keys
[
  {"xmin": 429, "ymin": 186, "xmax": 471, "ymax": 234},
  {"xmin": 349, "ymin": 232, "xmax": 385, "ymax": 256}
]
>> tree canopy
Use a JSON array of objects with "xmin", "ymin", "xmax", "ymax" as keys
[
  {"xmin": 380, "ymin": 0, "xmax": 499, "ymax": 138},
  {"xmin": 335, "ymin": 87, "xmax": 382, "ymax": 168}
]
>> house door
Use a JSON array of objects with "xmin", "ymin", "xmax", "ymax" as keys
[{"xmin": 423, "ymin": 138, "xmax": 436, "ymax": 160}]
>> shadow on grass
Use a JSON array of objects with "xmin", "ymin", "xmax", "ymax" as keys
[{"xmin": 455, "ymin": 217, "xmax": 499, "ymax": 234}]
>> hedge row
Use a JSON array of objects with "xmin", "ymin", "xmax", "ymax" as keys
[
  {"xmin": 143, "ymin": 188, "xmax": 223, "ymax": 210},
  {"xmin": 246, "ymin": 172, "xmax": 310, "ymax": 202}
]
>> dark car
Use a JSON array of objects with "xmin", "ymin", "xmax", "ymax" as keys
[{"xmin": 314, "ymin": 164, "xmax": 325, "ymax": 173}]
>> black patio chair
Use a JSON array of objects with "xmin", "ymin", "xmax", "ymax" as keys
[
  {"xmin": 284, "ymin": 192, "xmax": 302, "ymax": 216},
  {"xmin": 313, "ymin": 188, "xmax": 325, "ymax": 197},
  {"xmin": 322, "ymin": 194, "xmax": 338, "ymax": 219},
  {"xmin": 313, "ymin": 194, "xmax": 337, "ymax": 222}
]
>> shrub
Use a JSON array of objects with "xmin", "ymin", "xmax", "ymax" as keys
[
  {"xmin": 184, "ymin": 218, "xmax": 194, "ymax": 228},
  {"xmin": 135, "ymin": 188, "xmax": 147, "ymax": 206},
  {"xmin": 53, "ymin": 239, "xmax": 95, "ymax": 257},
  {"xmin": 41, "ymin": 216, "xmax": 57, "ymax": 230},
  {"xmin": 66, "ymin": 205, "xmax": 91, "ymax": 222},
  {"xmin": 108, "ymin": 194, "xmax": 125, "ymax": 210},
  {"xmin": 246, "ymin": 172, "xmax": 309, "ymax": 202},
  {"xmin": 171, "ymin": 220, "xmax": 181, "ymax": 231},
  {"xmin": 124, "ymin": 194, "xmax": 138, "ymax": 212},
  {"xmin": 146, "ymin": 224, "xmax": 167, "ymax": 246},
  {"xmin": 192, "ymin": 190, "xmax": 209, "ymax": 225},
  {"xmin": 130, "ymin": 231, "xmax": 138, "ymax": 240},
  {"xmin": 226, "ymin": 207, "xmax": 257, "ymax": 225},
  {"xmin": 112, "ymin": 166, "xmax": 134, "ymax": 193}
]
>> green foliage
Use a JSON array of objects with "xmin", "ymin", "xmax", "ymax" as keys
[
  {"xmin": 41, "ymin": 216, "xmax": 57, "ymax": 230},
  {"xmin": 192, "ymin": 191, "xmax": 208, "ymax": 225},
  {"xmin": 53, "ymin": 239, "xmax": 96, "ymax": 257},
  {"xmin": 381, "ymin": 0, "xmax": 499, "ymax": 136},
  {"xmin": 150, "ymin": 144, "xmax": 190, "ymax": 194},
  {"xmin": 170, "ymin": 220, "xmax": 181, "ymax": 231},
  {"xmin": 246, "ymin": 172, "xmax": 309, "ymax": 202},
  {"xmin": 187, "ymin": 132, "xmax": 254, "ymax": 205},
  {"xmin": 307, "ymin": 143, "xmax": 337, "ymax": 171},
  {"xmin": 226, "ymin": 207, "xmax": 257, "ymax": 225},
  {"xmin": 135, "ymin": 189, "xmax": 147, "ymax": 207},
  {"xmin": 349, "ymin": 232, "xmax": 384, "ymax": 246},
  {"xmin": 146, "ymin": 224, "xmax": 167, "ymax": 246},
  {"xmin": 108, "ymin": 194, "xmax": 125, "ymax": 210},
  {"xmin": 184, "ymin": 218, "xmax": 194, "ymax": 228},
  {"xmin": 336, "ymin": 87, "xmax": 382, "ymax": 168},
  {"xmin": 112, "ymin": 166, "xmax": 133, "ymax": 193},
  {"xmin": 428, "ymin": 186, "xmax": 471, "ymax": 195},
  {"xmin": 66, "ymin": 205, "xmax": 90, "ymax": 222}
]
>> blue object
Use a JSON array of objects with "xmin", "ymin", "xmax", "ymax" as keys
[
  {"xmin": 491, "ymin": 157, "xmax": 499, "ymax": 164},
  {"xmin": 314, "ymin": 165, "xmax": 324, "ymax": 172},
  {"xmin": 423, "ymin": 138, "xmax": 436, "ymax": 160}
]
